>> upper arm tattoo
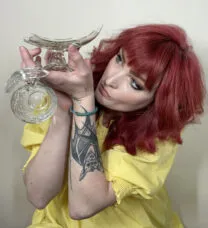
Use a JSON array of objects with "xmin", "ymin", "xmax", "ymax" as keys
[{"xmin": 71, "ymin": 115, "xmax": 104, "ymax": 181}]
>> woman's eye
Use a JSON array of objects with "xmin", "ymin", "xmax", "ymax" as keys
[
  {"xmin": 131, "ymin": 79, "xmax": 144, "ymax": 91},
  {"xmin": 116, "ymin": 53, "xmax": 123, "ymax": 64}
]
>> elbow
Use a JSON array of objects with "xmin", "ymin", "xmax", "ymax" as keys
[
  {"xmin": 30, "ymin": 199, "xmax": 47, "ymax": 210},
  {"xmin": 69, "ymin": 212, "xmax": 84, "ymax": 220},
  {"xmin": 68, "ymin": 191, "xmax": 115, "ymax": 220},
  {"xmin": 24, "ymin": 183, "xmax": 60, "ymax": 210},
  {"xmin": 69, "ymin": 206, "xmax": 97, "ymax": 220},
  {"xmin": 69, "ymin": 211, "xmax": 95, "ymax": 220},
  {"xmin": 25, "ymin": 186, "xmax": 61, "ymax": 210},
  {"xmin": 27, "ymin": 192, "xmax": 49, "ymax": 210},
  {"xmin": 26, "ymin": 186, "xmax": 55, "ymax": 210}
]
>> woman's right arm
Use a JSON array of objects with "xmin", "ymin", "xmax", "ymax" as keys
[
  {"xmin": 23, "ymin": 108, "xmax": 71, "ymax": 209},
  {"xmin": 19, "ymin": 46, "xmax": 72, "ymax": 209}
]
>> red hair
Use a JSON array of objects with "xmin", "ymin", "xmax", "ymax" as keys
[{"xmin": 91, "ymin": 24, "xmax": 206, "ymax": 155}]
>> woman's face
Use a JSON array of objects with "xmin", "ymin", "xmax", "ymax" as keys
[{"xmin": 95, "ymin": 49, "xmax": 156, "ymax": 112}]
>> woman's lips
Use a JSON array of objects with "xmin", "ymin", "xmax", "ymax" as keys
[{"xmin": 98, "ymin": 84, "xmax": 111, "ymax": 98}]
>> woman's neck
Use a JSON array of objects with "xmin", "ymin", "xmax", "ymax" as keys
[{"xmin": 101, "ymin": 109, "xmax": 122, "ymax": 127}]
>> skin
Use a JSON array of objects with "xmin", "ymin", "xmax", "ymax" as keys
[
  {"xmin": 19, "ymin": 46, "xmax": 154, "ymax": 113},
  {"xmin": 19, "ymin": 46, "xmax": 72, "ymax": 210},
  {"xmin": 95, "ymin": 49, "xmax": 155, "ymax": 112},
  {"xmin": 20, "ymin": 44, "xmax": 156, "ymax": 219}
]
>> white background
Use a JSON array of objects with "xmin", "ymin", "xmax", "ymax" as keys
[{"xmin": 0, "ymin": 0, "xmax": 207, "ymax": 227}]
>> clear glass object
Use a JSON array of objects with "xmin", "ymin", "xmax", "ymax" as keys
[
  {"xmin": 5, "ymin": 28, "xmax": 102, "ymax": 123},
  {"xmin": 24, "ymin": 27, "xmax": 102, "ymax": 71},
  {"xmin": 5, "ymin": 67, "xmax": 57, "ymax": 123}
]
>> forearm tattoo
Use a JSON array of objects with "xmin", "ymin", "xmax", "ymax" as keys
[{"xmin": 70, "ymin": 115, "xmax": 104, "ymax": 181}]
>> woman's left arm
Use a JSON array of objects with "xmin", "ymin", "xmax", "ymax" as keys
[
  {"xmin": 45, "ymin": 45, "xmax": 116, "ymax": 219},
  {"xmin": 68, "ymin": 95, "xmax": 116, "ymax": 220}
]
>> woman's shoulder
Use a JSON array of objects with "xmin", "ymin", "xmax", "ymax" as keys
[
  {"xmin": 135, "ymin": 139, "xmax": 178, "ymax": 164},
  {"xmin": 103, "ymin": 138, "xmax": 178, "ymax": 165},
  {"xmin": 102, "ymin": 139, "xmax": 178, "ymax": 200}
]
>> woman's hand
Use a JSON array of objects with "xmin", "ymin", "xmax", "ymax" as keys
[
  {"xmin": 19, "ymin": 46, "xmax": 72, "ymax": 112},
  {"xmin": 44, "ymin": 45, "xmax": 94, "ymax": 100}
]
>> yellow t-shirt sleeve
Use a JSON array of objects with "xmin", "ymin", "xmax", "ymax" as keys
[
  {"xmin": 20, "ymin": 118, "xmax": 51, "ymax": 172},
  {"xmin": 101, "ymin": 140, "xmax": 178, "ymax": 205}
]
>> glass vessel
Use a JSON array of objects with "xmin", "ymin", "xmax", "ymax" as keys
[
  {"xmin": 5, "ymin": 28, "xmax": 102, "ymax": 123},
  {"xmin": 24, "ymin": 27, "xmax": 102, "ymax": 71},
  {"xmin": 5, "ymin": 67, "xmax": 57, "ymax": 123}
]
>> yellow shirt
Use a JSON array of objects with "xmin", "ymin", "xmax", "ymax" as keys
[{"xmin": 21, "ymin": 116, "xmax": 184, "ymax": 228}]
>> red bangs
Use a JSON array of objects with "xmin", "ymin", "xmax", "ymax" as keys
[{"xmin": 122, "ymin": 25, "xmax": 189, "ymax": 91}]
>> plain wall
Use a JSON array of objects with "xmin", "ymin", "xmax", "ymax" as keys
[{"xmin": 0, "ymin": 0, "xmax": 207, "ymax": 227}]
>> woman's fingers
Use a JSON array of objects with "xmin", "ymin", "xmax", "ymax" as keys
[
  {"xmin": 44, "ymin": 50, "xmax": 52, "ymax": 65},
  {"xmin": 19, "ymin": 46, "xmax": 36, "ymax": 67},
  {"xmin": 84, "ymin": 59, "xmax": 93, "ymax": 70},
  {"xmin": 19, "ymin": 46, "xmax": 41, "ymax": 68},
  {"xmin": 68, "ymin": 45, "xmax": 87, "ymax": 71},
  {"xmin": 28, "ymin": 48, "xmax": 41, "ymax": 57}
]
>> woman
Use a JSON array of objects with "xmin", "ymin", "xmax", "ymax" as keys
[{"xmin": 20, "ymin": 24, "xmax": 205, "ymax": 228}]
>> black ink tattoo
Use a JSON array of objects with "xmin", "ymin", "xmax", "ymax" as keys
[{"xmin": 71, "ymin": 115, "xmax": 104, "ymax": 181}]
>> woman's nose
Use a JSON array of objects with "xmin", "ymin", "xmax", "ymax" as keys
[{"xmin": 104, "ymin": 73, "xmax": 122, "ymax": 89}]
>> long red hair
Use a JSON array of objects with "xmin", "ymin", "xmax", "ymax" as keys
[{"xmin": 91, "ymin": 24, "xmax": 205, "ymax": 155}]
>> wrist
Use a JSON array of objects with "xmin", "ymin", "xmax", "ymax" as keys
[
  {"xmin": 72, "ymin": 94, "xmax": 95, "ymax": 114},
  {"xmin": 72, "ymin": 93, "xmax": 94, "ymax": 106},
  {"xmin": 72, "ymin": 91, "xmax": 94, "ymax": 100},
  {"xmin": 53, "ymin": 107, "xmax": 71, "ymax": 122}
]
